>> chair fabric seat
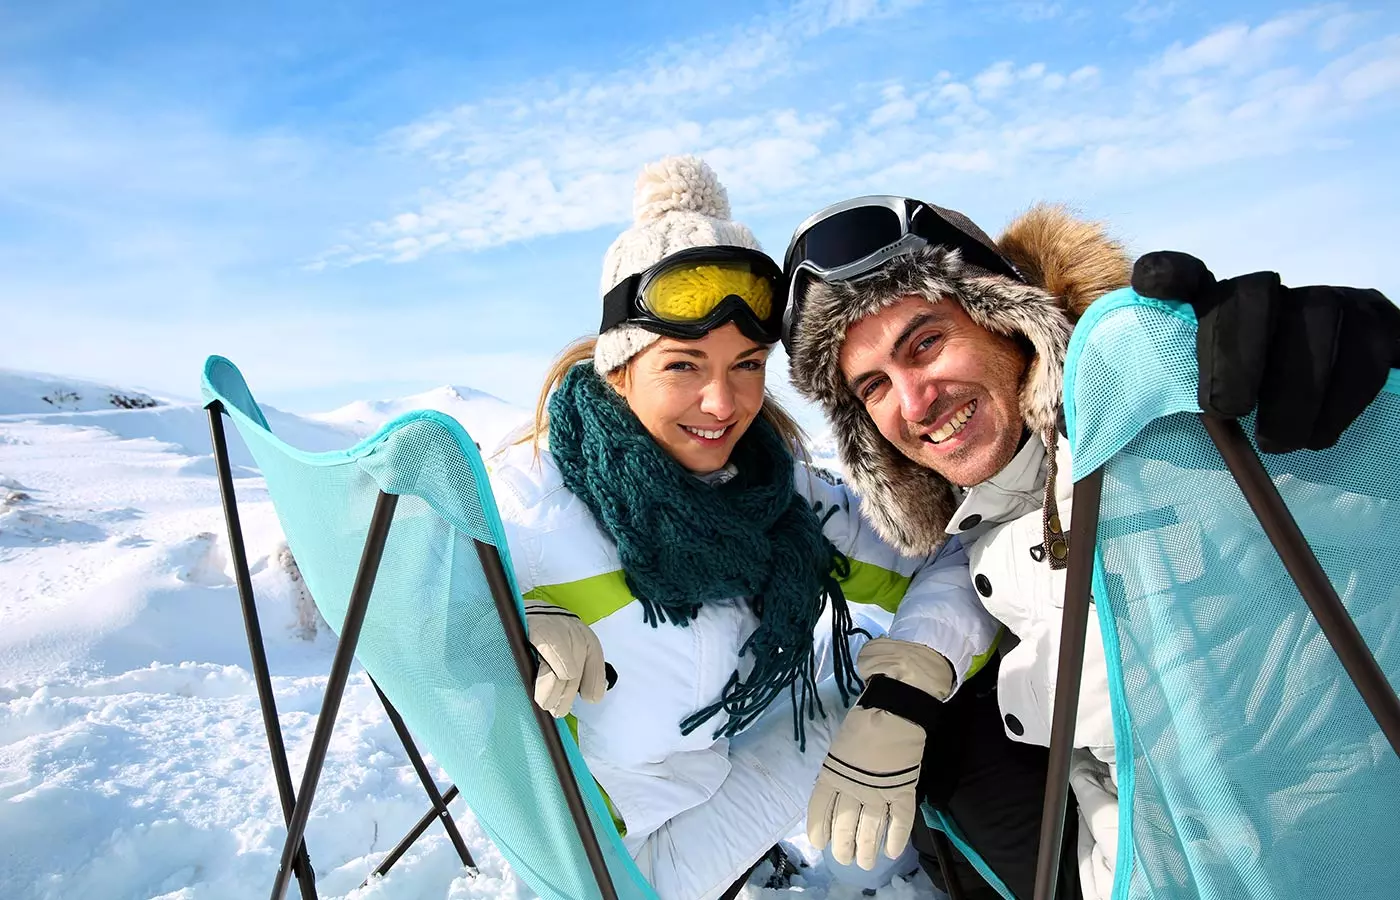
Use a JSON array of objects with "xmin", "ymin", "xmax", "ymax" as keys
[
  {"xmin": 203, "ymin": 356, "xmax": 658, "ymax": 900},
  {"xmin": 1062, "ymin": 291, "xmax": 1400, "ymax": 900}
]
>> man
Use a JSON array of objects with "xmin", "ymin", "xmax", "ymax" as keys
[{"xmin": 783, "ymin": 196, "xmax": 1400, "ymax": 899}]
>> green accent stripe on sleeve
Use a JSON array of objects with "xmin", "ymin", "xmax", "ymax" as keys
[
  {"xmin": 565, "ymin": 714, "xmax": 627, "ymax": 837},
  {"xmin": 964, "ymin": 626, "xmax": 1004, "ymax": 681},
  {"xmin": 835, "ymin": 559, "xmax": 913, "ymax": 614},
  {"xmin": 523, "ymin": 569, "xmax": 635, "ymax": 625}
]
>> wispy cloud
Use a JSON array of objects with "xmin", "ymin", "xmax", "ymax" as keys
[
  {"xmin": 311, "ymin": 0, "xmax": 920, "ymax": 266},
  {"xmin": 321, "ymin": 4, "xmax": 1400, "ymax": 269},
  {"xmin": 1124, "ymin": 0, "xmax": 1176, "ymax": 33},
  {"xmin": 1150, "ymin": 8, "xmax": 1325, "ymax": 77}
]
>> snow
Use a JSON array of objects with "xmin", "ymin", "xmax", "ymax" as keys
[
  {"xmin": 309, "ymin": 385, "xmax": 528, "ymax": 456},
  {"xmin": 0, "ymin": 369, "xmax": 940, "ymax": 900},
  {"xmin": 0, "ymin": 368, "xmax": 173, "ymax": 416}
]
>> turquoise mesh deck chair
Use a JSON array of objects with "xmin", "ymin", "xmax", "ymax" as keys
[
  {"xmin": 1027, "ymin": 289, "xmax": 1400, "ymax": 900},
  {"xmin": 201, "ymin": 355, "xmax": 658, "ymax": 900}
]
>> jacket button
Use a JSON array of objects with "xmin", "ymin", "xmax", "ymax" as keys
[
  {"xmin": 975, "ymin": 574, "xmax": 992, "ymax": 597},
  {"xmin": 958, "ymin": 514, "xmax": 982, "ymax": 530},
  {"xmin": 1004, "ymin": 714, "xmax": 1024, "ymax": 736}
]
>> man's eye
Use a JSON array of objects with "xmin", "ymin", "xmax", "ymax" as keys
[
  {"xmin": 860, "ymin": 377, "xmax": 886, "ymax": 401},
  {"xmin": 915, "ymin": 333, "xmax": 942, "ymax": 353}
]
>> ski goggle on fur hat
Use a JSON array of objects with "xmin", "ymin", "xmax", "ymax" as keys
[
  {"xmin": 780, "ymin": 195, "xmax": 1025, "ymax": 351},
  {"xmin": 600, "ymin": 245, "xmax": 787, "ymax": 344}
]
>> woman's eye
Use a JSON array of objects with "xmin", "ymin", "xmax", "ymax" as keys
[
  {"xmin": 736, "ymin": 359, "xmax": 765, "ymax": 371},
  {"xmin": 664, "ymin": 361, "xmax": 696, "ymax": 372}
]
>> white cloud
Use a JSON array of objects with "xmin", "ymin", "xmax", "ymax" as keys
[
  {"xmin": 1012, "ymin": 2, "xmax": 1064, "ymax": 22},
  {"xmin": 1125, "ymin": 1, "xmax": 1176, "ymax": 30},
  {"xmin": 868, "ymin": 85, "xmax": 920, "ymax": 127},
  {"xmin": 306, "ymin": 6, "xmax": 1395, "ymax": 270},
  {"xmin": 974, "ymin": 61, "xmax": 1018, "ymax": 98},
  {"xmin": 1337, "ymin": 38, "xmax": 1400, "ymax": 102},
  {"xmin": 1317, "ymin": 10, "xmax": 1364, "ymax": 51},
  {"xmin": 1152, "ymin": 8, "xmax": 1324, "ymax": 78},
  {"xmin": 781, "ymin": 7, "xmax": 1399, "ymax": 214},
  {"xmin": 317, "ymin": 0, "xmax": 922, "ymax": 267}
]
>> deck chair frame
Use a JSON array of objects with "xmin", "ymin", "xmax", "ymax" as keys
[
  {"xmin": 1030, "ymin": 415, "xmax": 1400, "ymax": 900},
  {"xmin": 205, "ymin": 401, "xmax": 622, "ymax": 900}
]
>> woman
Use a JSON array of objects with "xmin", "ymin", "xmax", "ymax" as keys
[{"xmin": 488, "ymin": 155, "xmax": 1001, "ymax": 900}]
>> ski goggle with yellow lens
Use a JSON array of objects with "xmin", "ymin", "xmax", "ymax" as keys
[{"xmin": 600, "ymin": 246, "xmax": 787, "ymax": 344}]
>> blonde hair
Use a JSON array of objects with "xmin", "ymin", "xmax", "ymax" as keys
[{"xmin": 513, "ymin": 336, "xmax": 809, "ymax": 461}]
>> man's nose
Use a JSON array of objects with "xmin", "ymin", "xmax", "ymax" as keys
[{"xmin": 893, "ymin": 369, "xmax": 938, "ymax": 423}]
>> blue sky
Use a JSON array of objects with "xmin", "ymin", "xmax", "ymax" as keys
[{"xmin": 3, "ymin": 0, "xmax": 1398, "ymax": 426}]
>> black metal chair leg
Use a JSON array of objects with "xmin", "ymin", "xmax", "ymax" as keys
[
  {"xmin": 475, "ymin": 540, "xmax": 621, "ymax": 900},
  {"xmin": 207, "ymin": 403, "xmax": 319, "ymax": 900},
  {"xmin": 1202, "ymin": 415, "xmax": 1400, "ymax": 757},
  {"xmin": 929, "ymin": 827, "xmax": 968, "ymax": 900},
  {"xmin": 358, "ymin": 786, "xmax": 464, "ymax": 890},
  {"xmin": 269, "ymin": 491, "xmax": 399, "ymax": 900},
  {"xmin": 368, "ymin": 679, "xmax": 476, "ymax": 877},
  {"xmin": 1032, "ymin": 469, "xmax": 1105, "ymax": 900}
]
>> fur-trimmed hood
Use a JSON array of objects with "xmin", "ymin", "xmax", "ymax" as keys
[{"xmin": 787, "ymin": 203, "xmax": 1131, "ymax": 555}]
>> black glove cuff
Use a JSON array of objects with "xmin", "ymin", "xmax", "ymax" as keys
[{"xmin": 857, "ymin": 674, "xmax": 946, "ymax": 734}]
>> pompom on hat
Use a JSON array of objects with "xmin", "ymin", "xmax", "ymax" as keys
[{"xmin": 594, "ymin": 155, "xmax": 766, "ymax": 375}]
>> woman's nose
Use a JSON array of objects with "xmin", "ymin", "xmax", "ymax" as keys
[{"xmin": 700, "ymin": 378, "xmax": 736, "ymax": 420}]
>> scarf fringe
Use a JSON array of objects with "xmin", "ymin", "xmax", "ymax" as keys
[{"xmin": 678, "ymin": 544, "xmax": 866, "ymax": 751}]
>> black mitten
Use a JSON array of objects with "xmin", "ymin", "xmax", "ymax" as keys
[{"xmin": 1132, "ymin": 250, "xmax": 1400, "ymax": 453}]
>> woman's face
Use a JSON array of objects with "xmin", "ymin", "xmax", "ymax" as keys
[{"xmin": 611, "ymin": 323, "xmax": 770, "ymax": 474}]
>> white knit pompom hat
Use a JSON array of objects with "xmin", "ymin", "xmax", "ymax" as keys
[{"xmin": 594, "ymin": 155, "xmax": 765, "ymax": 375}]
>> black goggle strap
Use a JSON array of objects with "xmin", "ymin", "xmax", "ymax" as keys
[{"xmin": 600, "ymin": 273, "xmax": 644, "ymax": 333}]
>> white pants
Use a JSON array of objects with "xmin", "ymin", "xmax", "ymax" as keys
[
  {"xmin": 632, "ymin": 616, "xmax": 881, "ymax": 900},
  {"xmin": 1071, "ymin": 749, "xmax": 1119, "ymax": 900}
]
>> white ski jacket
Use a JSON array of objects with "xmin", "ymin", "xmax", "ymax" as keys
[
  {"xmin": 946, "ymin": 432, "xmax": 1119, "ymax": 900},
  {"xmin": 488, "ymin": 442, "xmax": 1002, "ymax": 854}
]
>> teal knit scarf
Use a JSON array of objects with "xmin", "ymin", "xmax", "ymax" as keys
[{"xmin": 548, "ymin": 364, "xmax": 862, "ymax": 748}]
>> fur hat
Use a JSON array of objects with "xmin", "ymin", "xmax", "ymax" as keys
[
  {"xmin": 594, "ymin": 155, "xmax": 765, "ymax": 375},
  {"xmin": 787, "ymin": 203, "xmax": 1132, "ymax": 555}
]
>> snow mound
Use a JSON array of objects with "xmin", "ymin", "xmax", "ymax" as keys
[
  {"xmin": 311, "ymin": 385, "xmax": 528, "ymax": 454},
  {"xmin": 0, "ymin": 509, "xmax": 107, "ymax": 545},
  {"xmin": 0, "ymin": 368, "xmax": 170, "ymax": 415}
]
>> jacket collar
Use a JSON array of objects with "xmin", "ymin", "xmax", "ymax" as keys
[{"xmin": 946, "ymin": 434, "xmax": 1049, "ymax": 540}]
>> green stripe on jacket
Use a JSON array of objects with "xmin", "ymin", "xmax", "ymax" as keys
[{"xmin": 525, "ymin": 560, "xmax": 916, "ymax": 623}]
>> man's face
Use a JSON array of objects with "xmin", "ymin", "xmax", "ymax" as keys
[{"xmin": 838, "ymin": 294, "xmax": 1030, "ymax": 487}]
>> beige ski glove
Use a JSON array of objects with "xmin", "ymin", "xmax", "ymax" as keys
[
  {"xmin": 524, "ymin": 600, "xmax": 608, "ymax": 718},
  {"xmin": 807, "ymin": 637, "xmax": 955, "ymax": 870}
]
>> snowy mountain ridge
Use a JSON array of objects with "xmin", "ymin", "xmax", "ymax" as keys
[
  {"xmin": 0, "ymin": 367, "xmax": 170, "ymax": 415},
  {"xmin": 308, "ymin": 383, "xmax": 527, "ymax": 452}
]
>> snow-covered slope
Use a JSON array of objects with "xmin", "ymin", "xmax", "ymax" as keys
[
  {"xmin": 310, "ymin": 385, "xmax": 528, "ymax": 454},
  {"xmin": 0, "ymin": 368, "xmax": 933, "ymax": 900},
  {"xmin": 0, "ymin": 368, "xmax": 174, "ymax": 415}
]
